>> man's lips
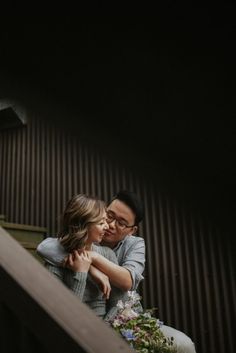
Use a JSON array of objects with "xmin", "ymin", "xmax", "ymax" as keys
[{"xmin": 104, "ymin": 230, "xmax": 114, "ymax": 236}]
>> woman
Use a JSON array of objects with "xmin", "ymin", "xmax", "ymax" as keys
[{"xmin": 38, "ymin": 194, "xmax": 123, "ymax": 319}]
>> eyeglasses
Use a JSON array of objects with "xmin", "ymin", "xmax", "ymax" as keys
[{"xmin": 106, "ymin": 211, "xmax": 135, "ymax": 230}]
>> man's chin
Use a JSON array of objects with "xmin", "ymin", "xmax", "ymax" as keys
[
  {"xmin": 101, "ymin": 236, "xmax": 113, "ymax": 245},
  {"xmin": 102, "ymin": 236, "xmax": 111, "ymax": 242}
]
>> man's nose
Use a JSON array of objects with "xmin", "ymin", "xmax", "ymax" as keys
[{"xmin": 108, "ymin": 219, "xmax": 116, "ymax": 228}]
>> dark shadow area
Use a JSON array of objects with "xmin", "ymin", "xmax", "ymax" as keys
[{"xmin": 0, "ymin": 9, "xmax": 235, "ymax": 231}]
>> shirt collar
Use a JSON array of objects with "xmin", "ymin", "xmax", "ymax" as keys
[{"xmin": 112, "ymin": 235, "xmax": 130, "ymax": 251}]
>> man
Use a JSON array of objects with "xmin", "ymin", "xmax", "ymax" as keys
[
  {"xmin": 89, "ymin": 190, "xmax": 196, "ymax": 353},
  {"xmin": 88, "ymin": 189, "xmax": 145, "ymax": 293},
  {"xmin": 37, "ymin": 190, "xmax": 196, "ymax": 353}
]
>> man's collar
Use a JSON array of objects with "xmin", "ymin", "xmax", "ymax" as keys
[
  {"xmin": 113, "ymin": 235, "xmax": 130, "ymax": 251},
  {"xmin": 113, "ymin": 239, "xmax": 124, "ymax": 251}
]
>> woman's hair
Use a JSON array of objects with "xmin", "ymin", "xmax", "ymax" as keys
[{"xmin": 58, "ymin": 194, "xmax": 106, "ymax": 252}]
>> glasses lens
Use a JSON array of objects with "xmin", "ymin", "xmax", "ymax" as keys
[
  {"xmin": 106, "ymin": 212, "xmax": 114, "ymax": 223},
  {"xmin": 116, "ymin": 220, "xmax": 128, "ymax": 230},
  {"xmin": 106, "ymin": 211, "xmax": 132, "ymax": 230}
]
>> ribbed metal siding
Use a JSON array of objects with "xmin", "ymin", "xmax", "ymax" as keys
[
  {"xmin": 141, "ymin": 192, "xmax": 235, "ymax": 353},
  {"xmin": 0, "ymin": 115, "xmax": 235, "ymax": 353},
  {"xmin": 0, "ymin": 116, "xmax": 143, "ymax": 233}
]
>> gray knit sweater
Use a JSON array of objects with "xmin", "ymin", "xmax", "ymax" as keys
[{"xmin": 40, "ymin": 240, "xmax": 124, "ymax": 319}]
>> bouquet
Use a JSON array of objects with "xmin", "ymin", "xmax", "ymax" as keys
[{"xmin": 110, "ymin": 291, "xmax": 177, "ymax": 353}]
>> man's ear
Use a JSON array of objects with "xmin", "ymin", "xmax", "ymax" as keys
[{"xmin": 132, "ymin": 225, "xmax": 138, "ymax": 235}]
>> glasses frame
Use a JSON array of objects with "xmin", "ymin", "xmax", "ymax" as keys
[{"xmin": 106, "ymin": 211, "xmax": 136, "ymax": 230}]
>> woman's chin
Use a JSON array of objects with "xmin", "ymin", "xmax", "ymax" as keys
[{"xmin": 94, "ymin": 237, "xmax": 103, "ymax": 244}]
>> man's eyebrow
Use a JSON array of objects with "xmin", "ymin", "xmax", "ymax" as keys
[{"xmin": 108, "ymin": 210, "xmax": 129, "ymax": 223}]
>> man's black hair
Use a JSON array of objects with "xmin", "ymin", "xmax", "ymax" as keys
[{"xmin": 111, "ymin": 190, "xmax": 144, "ymax": 225}]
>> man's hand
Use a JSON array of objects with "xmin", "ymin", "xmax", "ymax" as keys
[
  {"xmin": 65, "ymin": 250, "xmax": 91, "ymax": 273},
  {"xmin": 89, "ymin": 265, "xmax": 111, "ymax": 299}
]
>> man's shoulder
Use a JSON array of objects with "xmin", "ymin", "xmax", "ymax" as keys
[
  {"xmin": 37, "ymin": 236, "xmax": 59, "ymax": 250},
  {"xmin": 123, "ymin": 235, "xmax": 145, "ymax": 246},
  {"xmin": 42, "ymin": 236, "xmax": 58, "ymax": 243},
  {"xmin": 36, "ymin": 236, "xmax": 67, "ymax": 265}
]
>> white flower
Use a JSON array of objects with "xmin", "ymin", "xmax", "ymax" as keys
[
  {"xmin": 127, "ymin": 291, "xmax": 141, "ymax": 304},
  {"xmin": 112, "ymin": 319, "xmax": 122, "ymax": 328},
  {"xmin": 143, "ymin": 312, "xmax": 152, "ymax": 318},
  {"xmin": 117, "ymin": 300, "xmax": 125, "ymax": 310},
  {"xmin": 121, "ymin": 307, "xmax": 139, "ymax": 320}
]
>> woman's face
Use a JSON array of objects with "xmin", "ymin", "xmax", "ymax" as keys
[{"xmin": 87, "ymin": 210, "xmax": 109, "ymax": 244}]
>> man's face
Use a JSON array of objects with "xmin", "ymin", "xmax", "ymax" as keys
[{"xmin": 101, "ymin": 199, "xmax": 137, "ymax": 248}]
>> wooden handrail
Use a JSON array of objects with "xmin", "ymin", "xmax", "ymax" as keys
[
  {"xmin": 0, "ymin": 220, "xmax": 47, "ymax": 233},
  {"xmin": 0, "ymin": 226, "xmax": 133, "ymax": 353}
]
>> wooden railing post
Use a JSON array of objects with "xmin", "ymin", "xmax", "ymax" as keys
[{"xmin": 0, "ymin": 226, "xmax": 133, "ymax": 353}]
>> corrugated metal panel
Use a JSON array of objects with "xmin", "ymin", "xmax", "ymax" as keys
[
  {"xmin": 140, "ymin": 189, "xmax": 235, "ymax": 353},
  {"xmin": 0, "ymin": 114, "xmax": 235, "ymax": 353}
]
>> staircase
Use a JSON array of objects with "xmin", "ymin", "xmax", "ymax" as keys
[
  {"xmin": 0, "ymin": 215, "xmax": 47, "ymax": 263},
  {"xmin": 0, "ymin": 225, "xmax": 133, "ymax": 353}
]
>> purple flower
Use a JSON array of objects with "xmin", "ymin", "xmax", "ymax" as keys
[{"xmin": 120, "ymin": 329, "xmax": 136, "ymax": 341}]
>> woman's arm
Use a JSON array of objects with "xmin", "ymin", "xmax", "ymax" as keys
[
  {"xmin": 45, "ymin": 250, "xmax": 91, "ymax": 301},
  {"xmin": 89, "ymin": 265, "xmax": 111, "ymax": 299}
]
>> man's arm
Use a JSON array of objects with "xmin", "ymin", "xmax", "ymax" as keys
[
  {"xmin": 90, "ymin": 237, "xmax": 146, "ymax": 292},
  {"xmin": 90, "ymin": 252, "xmax": 132, "ymax": 291},
  {"xmin": 37, "ymin": 237, "xmax": 67, "ymax": 265}
]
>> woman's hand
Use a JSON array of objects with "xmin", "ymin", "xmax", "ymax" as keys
[
  {"xmin": 66, "ymin": 250, "xmax": 92, "ymax": 273},
  {"xmin": 89, "ymin": 265, "xmax": 111, "ymax": 299}
]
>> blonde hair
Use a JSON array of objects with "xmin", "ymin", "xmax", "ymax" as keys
[{"xmin": 58, "ymin": 194, "xmax": 106, "ymax": 252}]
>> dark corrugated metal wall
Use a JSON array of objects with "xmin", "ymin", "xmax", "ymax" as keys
[
  {"xmin": 141, "ymin": 191, "xmax": 235, "ymax": 353},
  {"xmin": 0, "ymin": 115, "xmax": 235, "ymax": 353}
]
